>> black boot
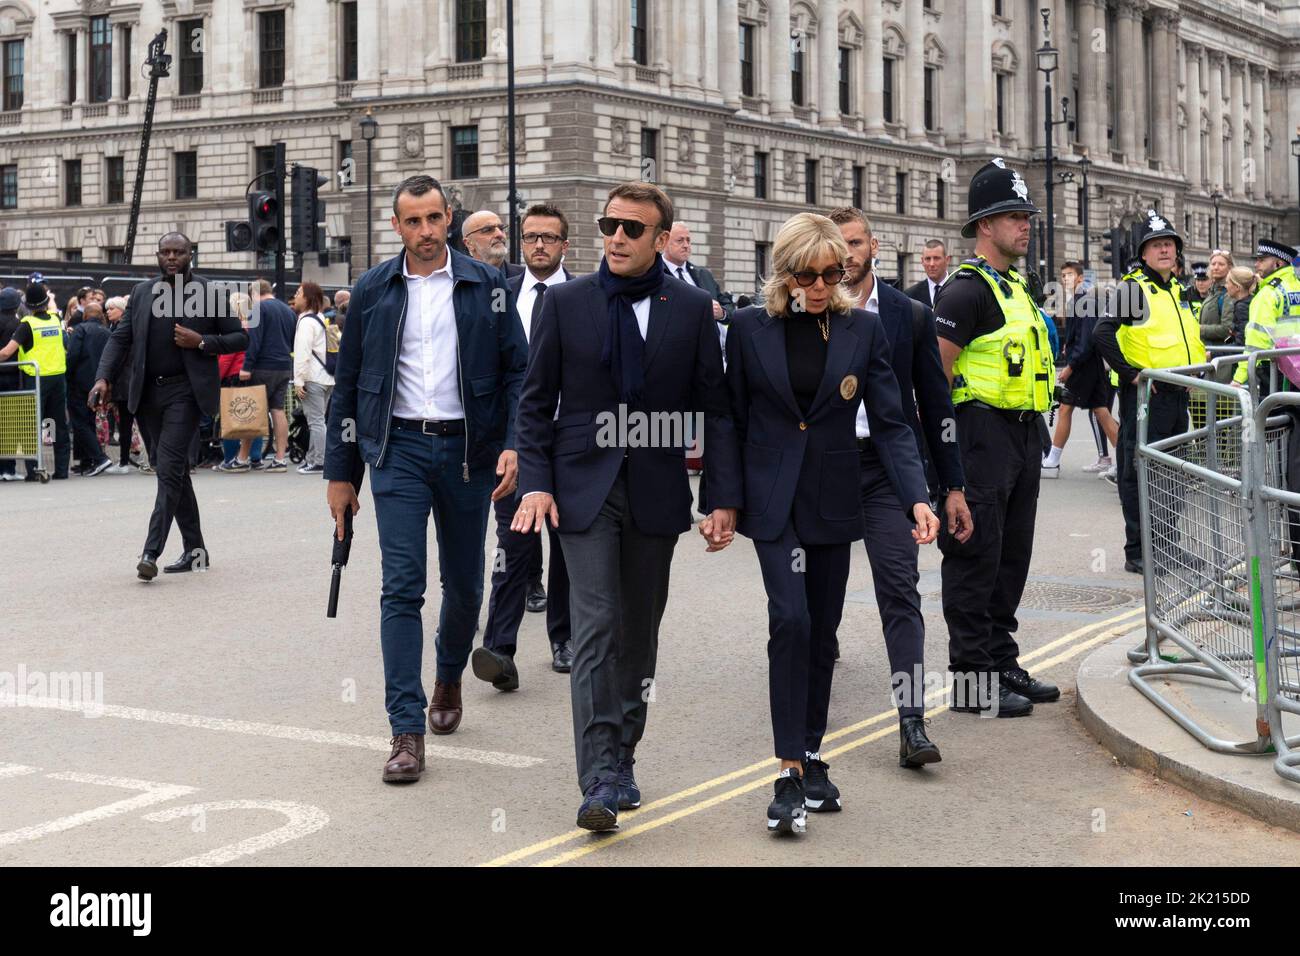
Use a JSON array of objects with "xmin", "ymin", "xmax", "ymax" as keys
[{"xmin": 899, "ymin": 715, "xmax": 942, "ymax": 768}]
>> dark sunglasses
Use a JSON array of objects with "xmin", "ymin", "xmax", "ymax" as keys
[
  {"xmin": 596, "ymin": 216, "xmax": 659, "ymax": 240},
  {"xmin": 788, "ymin": 266, "xmax": 846, "ymax": 288}
]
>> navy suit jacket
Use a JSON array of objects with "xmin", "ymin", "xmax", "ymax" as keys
[
  {"xmin": 515, "ymin": 270, "xmax": 742, "ymax": 536},
  {"xmin": 875, "ymin": 280, "xmax": 965, "ymax": 492},
  {"xmin": 726, "ymin": 305, "xmax": 929, "ymax": 545}
]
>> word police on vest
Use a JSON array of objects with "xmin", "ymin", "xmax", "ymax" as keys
[{"xmin": 49, "ymin": 886, "xmax": 151, "ymax": 936}]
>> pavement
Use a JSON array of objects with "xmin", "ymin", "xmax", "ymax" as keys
[{"xmin": 3, "ymin": 425, "xmax": 1300, "ymax": 866}]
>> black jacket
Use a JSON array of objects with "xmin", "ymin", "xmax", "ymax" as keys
[
  {"xmin": 65, "ymin": 319, "xmax": 111, "ymax": 395},
  {"xmin": 0, "ymin": 312, "xmax": 19, "ymax": 390},
  {"xmin": 905, "ymin": 279, "xmax": 935, "ymax": 308},
  {"xmin": 96, "ymin": 274, "xmax": 248, "ymax": 416},
  {"xmin": 663, "ymin": 259, "xmax": 735, "ymax": 319}
]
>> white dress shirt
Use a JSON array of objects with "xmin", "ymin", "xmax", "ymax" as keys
[
  {"xmin": 515, "ymin": 267, "xmax": 568, "ymax": 343},
  {"xmin": 393, "ymin": 251, "xmax": 463, "ymax": 421},
  {"xmin": 665, "ymin": 258, "xmax": 696, "ymax": 287},
  {"xmin": 855, "ymin": 277, "xmax": 881, "ymax": 439},
  {"xmin": 927, "ymin": 275, "xmax": 946, "ymax": 304}
]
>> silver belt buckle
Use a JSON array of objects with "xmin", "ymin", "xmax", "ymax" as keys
[{"xmin": 421, "ymin": 420, "xmax": 438, "ymax": 435}]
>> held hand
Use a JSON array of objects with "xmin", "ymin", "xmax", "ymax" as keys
[
  {"xmin": 912, "ymin": 502, "xmax": 940, "ymax": 545},
  {"xmin": 327, "ymin": 480, "xmax": 360, "ymax": 541},
  {"xmin": 88, "ymin": 379, "xmax": 111, "ymax": 410},
  {"xmin": 238, "ymin": 370, "xmax": 251, "ymax": 381},
  {"xmin": 702, "ymin": 508, "xmax": 737, "ymax": 552},
  {"xmin": 511, "ymin": 492, "xmax": 558, "ymax": 533},
  {"xmin": 294, "ymin": 385, "xmax": 306, "ymax": 401},
  {"xmin": 173, "ymin": 323, "xmax": 203, "ymax": 349},
  {"xmin": 943, "ymin": 490, "xmax": 974, "ymax": 544},
  {"xmin": 491, "ymin": 450, "xmax": 519, "ymax": 503}
]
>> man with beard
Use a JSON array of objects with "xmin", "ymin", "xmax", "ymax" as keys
[{"xmin": 462, "ymin": 209, "xmax": 524, "ymax": 278}]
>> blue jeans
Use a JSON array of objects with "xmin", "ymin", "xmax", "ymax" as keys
[
  {"xmin": 370, "ymin": 427, "xmax": 493, "ymax": 735},
  {"xmin": 221, "ymin": 437, "xmax": 262, "ymax": 464}
]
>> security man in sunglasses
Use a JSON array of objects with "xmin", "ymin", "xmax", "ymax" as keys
[{"xmin": 931, "ymin": 158, "xmax": 1060, "ymax": 718}]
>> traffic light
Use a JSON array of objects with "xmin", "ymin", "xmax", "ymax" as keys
[
  {"xmin": 1101, "ymin": 227, "xmax": 1123, "ymax": 279},
  {"xmin": 290, "ymin": 165, "xmax": 329, "ymax": 252},
  {"xmin": 224, "ymin": 219, "xmax": 253, "ymax": 253},
  {"xmin": 249, "ymin": 190, "xmax": 279, "ymax": 255}
]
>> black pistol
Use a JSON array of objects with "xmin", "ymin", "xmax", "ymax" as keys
[{"xmin": 327, "ymin": 508, "xmax": 353, "ymax": 619}]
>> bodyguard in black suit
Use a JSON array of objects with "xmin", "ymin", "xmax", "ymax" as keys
[
  {"xmin": 830, "ymin": 208, "xmax": 971, "ymax": 767},
  {"xmin": 512, "ymin": 183, "xmax": 742, "ymax": 832},
  {"xmin": 727, "ymin": 212, "xmax": 938, "ymax": 835},
  {"xmin": 905, "ymin": 239, "xmax": 951, "ymax": 308},
  {"xmin": 91, "ymin": 233, "xmax": 247, "ymax": 580},
  {"xmin": 472, "ymin": 202, "xmax": 575, "ymax": 689}
]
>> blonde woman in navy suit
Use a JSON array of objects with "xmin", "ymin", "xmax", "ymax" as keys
[{"xmin": 722, "ymin": 213, "xmax": 938, "ymax": 834}]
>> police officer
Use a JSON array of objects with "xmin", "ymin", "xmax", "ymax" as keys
[
  {"xmin": 932, "ymin": 159, "xmax": 1060, "ymax": 718},
  {"xmin": 1095, "ymin": 210, "xmax": 1205, "ymax": 576},
  {"xmin": 0, "ymin": 282, "xmax": 70, "ymax": 479},
  {"xmin": 1231, "ymin": 239, "xmax": 1300, "ymax": 565}
]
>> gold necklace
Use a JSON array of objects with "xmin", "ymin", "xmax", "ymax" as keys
[{"xmin": 816, "ymin": 314, "xmax": 830, "ymax": 342}]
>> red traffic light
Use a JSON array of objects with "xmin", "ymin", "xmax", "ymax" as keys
[{"xmin": 258, "ymin": 197, "xmax": 276, "ymax": 217}]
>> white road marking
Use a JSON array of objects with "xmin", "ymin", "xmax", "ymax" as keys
[
  {"xmin": 0, "ymin": 763, "xmax": 39, "ymax": 779},
  {"xmin": 1, "ymin": 694, "xmax": 543, "ymax": 768},
  {"xmin": 143, "ymin": 800, "xmax": 330, "ymax": 867},
  {"xmin": 0, "ymin": 772, "xmax": 195, "ymax": 848}
]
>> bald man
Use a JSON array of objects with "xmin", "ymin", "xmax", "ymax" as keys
[{"xmin": 462, "ymin": 209, "xmax": 523, "ymax": 278}]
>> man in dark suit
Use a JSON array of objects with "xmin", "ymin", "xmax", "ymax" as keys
[
  {"xmin": 90, "ymin": 232, "xmax": 248, "ymax": 580},
  {"xmin": 830, "ymin": 207, "xmax": 972, "ymax": 764},
  {"xmin": 512, "ymin": 182, "xmax": 742, "ymax": 831},
  {"xmin": 662, "ymin": 222, "xmax": 735, "ymax": 321},
  {"xmin": 906, "ymin": 239, "xmax": 951, "ymax": 308},
  {"xmin": 463, "ymin": 209, "xmax": 525, "ymax": 278},
  {"xmin": 472, "ymin": 202, "xmax": 575, "ymax": 689}
]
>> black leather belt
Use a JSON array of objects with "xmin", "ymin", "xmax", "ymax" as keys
[
  {"xmin": 392, "ymin": 417, "xmax": 465, "ymax": 436},
  {"xmin": 856, "ymin": 437, "xmax": 873, "ymax": 452},
  {"xmin": 962, "ymin": 400, "xmax": 1040, "ymax": 423},
  {"xmin": 153, "ymin": 373, "xmax": 187, "ymax": 386}
]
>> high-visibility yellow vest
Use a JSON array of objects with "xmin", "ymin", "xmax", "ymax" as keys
[
  {"xmin": 951, "ymin": 260, "xmax": 1055, "ymax": 412},
  {"xmin": 1112, "ymin": 268, "xmax": 1204, "ymax": 384},
  {"xmin": 16, "ymin": 312, "xmax": 66, "ymax": 377},
  {"xmin": 1234, "ymin": 264, "xmax": 1300, "ymax": 384}
]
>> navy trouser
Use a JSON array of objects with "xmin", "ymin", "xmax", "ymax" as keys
[
  {"xmin": 482, "ymin": 492, "xmax": 571, "ymax": 655},
  {"xmin": 753, "ymin": 521, "xmax": 851, "ymax": 760},
  {"xmin": 370, "ymin": 427, "xmax": 493, "ymax": 735},
  {"xmin": 1117, "ymin": 382, "xmax": 1189, "ymax": 562},
  {"xmin": 860, "ymin": 441, "xmax": 926, "ymax": 718}
]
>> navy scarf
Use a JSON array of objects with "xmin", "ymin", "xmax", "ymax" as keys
[{"xmin": 598, "ymin": 254, "xmax": 665, "ymax": 405}]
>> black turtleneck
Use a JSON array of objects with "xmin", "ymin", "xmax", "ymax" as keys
[{"xmin": 784, "ymin": 309, "xmax": 829, "ymax": 416}]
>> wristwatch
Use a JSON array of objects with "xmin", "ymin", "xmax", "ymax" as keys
[{"xmin": 943, "ymin": 485, "xmax": 965, "ymax": 494}]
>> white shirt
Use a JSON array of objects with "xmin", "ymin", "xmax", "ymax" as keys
[
  {"xmin": 293, "ymin": 312, "xmax": 334, "ymax": 388},
  {"xmin": 854, "ymin": 278, "xmax": 881, "ymax": 439},
  {"xmin": 664, "ymin": 258, "xmax": 696, "ymax": 287},
  {"xmin": 393, "ymin": 251, "xmax": 463, "ymax": 421},
  {"xmin": 927, "ymin": 276, "xmax": 945, "ymax": 304},
  {"xmin": 515, "ymin": 267, "xmax": 568, "ymax": 343}
]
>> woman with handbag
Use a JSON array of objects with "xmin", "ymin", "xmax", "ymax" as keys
[{"xmin": 214, "ymin": 292, "xmax": 264, "ymax": 472}]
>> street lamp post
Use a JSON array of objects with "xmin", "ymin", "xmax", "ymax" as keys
[
  {"xmin": 1035, "ymin": 8, "xmax": 1070, "ymax": 283},
  {"xmin": 360, "ymin": 109, "xmax": 379, "ymax": 271},
  {"xmin": 1211, "ymin": 186, "xmax": 1223, "ymax": 251}
]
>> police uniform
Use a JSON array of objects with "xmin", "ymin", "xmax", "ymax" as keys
[
  {"xmin": 1094, "ymin": 211, "xmax": 1205, "ymax": 573},
  {"xmin": 7, "ymin": 284, "xmax": 70, "ymax": 479},
  {"xmin": 1233, "ymin": 239, "xmax": 1300, "ymax": 562},
  {"xmin": 933, "ymin": 159, "xmax": 1059, "ymax": 716}
]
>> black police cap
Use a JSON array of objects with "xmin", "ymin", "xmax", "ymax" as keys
[{"xmin": 962, "ymin": 158, "xmax": 1040, "ymax": 239}]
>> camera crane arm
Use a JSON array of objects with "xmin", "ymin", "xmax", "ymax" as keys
[{"xmin": 123, "ymin": 30, "xmax": 171, "ymax": 263}]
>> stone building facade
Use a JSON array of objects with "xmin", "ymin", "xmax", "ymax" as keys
[{"xmin": 0, "ymin": 0, "xmax": 1297, "ymax": 292}]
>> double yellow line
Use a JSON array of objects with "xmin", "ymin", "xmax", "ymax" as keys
[{"xmin": 481, "ymin": 605, "xmax": 1147, "ymax": 868}]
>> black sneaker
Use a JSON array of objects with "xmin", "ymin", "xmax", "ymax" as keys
[
  {"xmin": 1001, "ymin": 666, "xmax": 1060, "ymax": 703},
  {"xmin": 802, "ymin": 752, "xmax": 841, "ymax": 812},
  {"xmin": 576, "ymin": 781, "xmax": 620, "ymax": 832},
  {"xmin": 766, "ymin": 769, "xmax": 807, "ymax": 835},
  {"xmin": 615, "ymin": 757, "xmax": 640, "ymax": 810}
]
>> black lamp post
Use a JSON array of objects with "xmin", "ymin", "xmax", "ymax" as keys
[
  {"xmin": 1078, "ymin": 151, "xmax": 1092, "ymax": 268},
  {"xmin": 360, "ymin": 108, "xmax": 379, "ymax": 270},
  {"xmin": 1211, "ymin": 186, "xmax": 1223, "ymax": 251},
  {"xmin": 1035, "ymin": 8, "xmax": 1070, "ymax": 283}
]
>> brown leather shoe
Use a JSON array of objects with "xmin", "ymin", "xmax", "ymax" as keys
[
  {"xmin": 428, "ymin": 679, "xmax": 463, "ymax": 735},
  {"xmin": 382, "ymin": 733, "xmax": 425, "ymax": 783}
]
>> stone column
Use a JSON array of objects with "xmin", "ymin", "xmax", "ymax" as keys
[
  {"xmin": 1229, "ymin": 58, "xmax": 1245, "ymax": 195},
  {"xmin": 1250, "ymin": 64, "xmax": 1266, "ymax": 199},
  {"xmin": 703, "ymin": 0, "xmax": 719, "ymax": 95},
  {"xmin": 1184, "ymin": 42, "xmax": 1202, "ymax": 190},
  {"xmin": 818, "ymin": 0, "xmax": 841, "ymax": 126},
  {"xmin": 676, "ymin": 0, "xmax": 701, "ymax": 91},
  {"xmin": 552, "ymin": 0, "xmax": 594, "ymax": 78},
  {"xmin": 1115, "ymin": 1, "xmax": 1139, "ymax": 161},
  {"xmin": 1151, "ymin": 11, "xmax": 1172, "ymax": 167},
  {"xmin": 1207, "ymin": 49, "xmax": 1225, "ymax": 192},
  {"xmin": 767, "ymin": 0, "xmax": 792, "ymax": 119},
  {"xmin": 1284, "ymin": 72, "xmax": 1300, "ymax": 212},
  {"xmin": 863, "ymin": 0, "xmax": 884, "ymax": 135},
  {"xmin": 719, "ymin": 0, "xmax": 741, "ymax": 107},
  {"xmin": 904, "ymin": 0, "xmax": 924, "ymax": 140},
  {"xmin": 1077, "ymin": 0, "xmax": 1104, "ymax": 156},
  {"xmin": 964, "ymin": 0, "xmax": 991, "ymax": 144},
  {"xmin": 354, "ymin": 0, "xmax": 383, "ymax": 96},
  {"xmin": 75, "ymin": 30, "xmax": 87, "ymax": 103},
  {"xmin": 515, "ymin": 0, "xmax": 545, "ymax": 77}
]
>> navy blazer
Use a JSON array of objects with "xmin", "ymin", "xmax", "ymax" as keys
[
  {"xmin": 875, "ymin": 280, "xmax": 965, "ymax": 492},
  {"xmin": 726, "ymin": 305, "xmax": 929, "ymax": 546},
  {"xmin": 514, "ymin": 271, "xmax": 742, "ymax": 536},
  {"xmin": 324, "ymin": 248, "xmax": 528, "ymax": 489}
]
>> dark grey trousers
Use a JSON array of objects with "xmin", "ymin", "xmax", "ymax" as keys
[{"xmin": 559, "ymin": 471, "xmax": 677, "ymax": 794}]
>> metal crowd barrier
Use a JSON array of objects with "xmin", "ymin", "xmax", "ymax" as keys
[
  {"xmin": 0, "ymin": 360, "xmax": 48, "ymax": 483},
  {"xmin": 1130, "ymin": 349, "xmax": 1300, "ymax": 783}
]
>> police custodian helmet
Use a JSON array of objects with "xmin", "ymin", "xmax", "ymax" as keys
[
  {"xmin": 1133, "ymin": 208, "xmax": 1183, "ymax": 258},
  {"xmin": 961, "ymin": 158, "xmax": 1041, "ymax": 239}
]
